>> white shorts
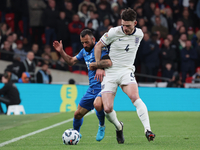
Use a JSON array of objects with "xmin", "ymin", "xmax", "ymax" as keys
[{"xmin": 101, "ymin": 68, "xmax": 137, "ymax": 94}]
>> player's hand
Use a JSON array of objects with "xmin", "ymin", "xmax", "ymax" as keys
[
  {"xmin": 94, "ymin": 69, "xmax": 105, "ymax": 82},
  {"xmin": 53, "ymin": 40, "xmax": 63, "ymax": 53},
  {"xmin": 89, "ymin": 62, "xmax": 97, "ymax": 71}
]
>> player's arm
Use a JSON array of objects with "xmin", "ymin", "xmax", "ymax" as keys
[
  {"xmin": 89, "ymin": 55, "xmax": 112, "ymax": 71},
  {"xmin": 94, "ymin": 40, "xmax": 105, "ymax": 62},
  {"xmin": 53, "ymin": 40, "xmax": 78, "ymax": 66}
]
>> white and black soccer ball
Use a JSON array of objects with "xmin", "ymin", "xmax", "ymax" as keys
[{"xmin": 62, "ymin": 129, "xmax": 80, "ymax": 145}]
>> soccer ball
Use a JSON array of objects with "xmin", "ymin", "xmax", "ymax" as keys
[{"xmin": 62, "ymin": 129, "xmax": 80, "ymax": 145}]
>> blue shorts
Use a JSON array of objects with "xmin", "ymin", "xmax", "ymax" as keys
[{"xmin": 79, "ymin": 87, "xmax": 101, "ymax": 111}]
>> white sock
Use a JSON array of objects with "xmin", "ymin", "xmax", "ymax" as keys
[
  {"xmin": 133, "ymin": 98, "xmax": 151, "ymax": 132},
  {"xmin": 104, "ymin": 110, "xmax": 122, "ymax": 131}
]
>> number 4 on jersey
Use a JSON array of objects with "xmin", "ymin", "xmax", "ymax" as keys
[{"xmin": 125, "ymin": 44, "xmax": 129, "ymax": 52}]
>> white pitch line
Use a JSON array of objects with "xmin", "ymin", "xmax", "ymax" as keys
[{"xmin": 0, "ymin": 111, "xmax": 94, "ymax": 147}]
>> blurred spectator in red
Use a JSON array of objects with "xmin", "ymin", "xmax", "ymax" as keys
[
  {"xmin": 42, "ymin": 0, "xmax": 59, "ymax": 45},
  {"xmin": 18, "ymin": 72, "xmax": 31, "ymax": 83},
  {"xmin": 0, "ymin": 40, "xmax": 14, "ymax": 61},
  {"xmin": 192, "ymin": 67, "xmax": 200, "ymax": 83},
  {"xmin": 64, "ymin": 1, "xmax": 75, "ymax": 22},
  {"xmin": 36, "ymin": 62, "xmax": 52, "ymax": 83},
  {"xmin": 151, "ymin": 8, "xmax": 168, "ymax": 28},
  {"xmin": 151, "ymin": 16, "xmax": 168, "ymax": 39},
  {"xmin": 13, "ymin": 40, "xmax": 27, "ymax": 61},
  {"xmin": 181, "ymin": 40, "xmax": 197, "ymax": 82},
  {"xmin": 56, "ymin": 11, "xmax": 71, "ymax": 48},
  {"xmin": 18, "ymin": 51, "xmax": 35, "ymax": 83},
  {"xmin": 55, "ymin": 57, "xmax": 69, "ymax": 71},
  {"xmin": 68, "ymin": 14, "xmax": 84, "ymax": 56},
  {"xmin": 28, "ymin": 0, "xmax": 47, "ymax": 48}
]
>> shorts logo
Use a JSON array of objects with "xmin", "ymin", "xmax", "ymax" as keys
[{"xmin": 101, "ymin": 84, "xmax": 105, "ymax": 90}]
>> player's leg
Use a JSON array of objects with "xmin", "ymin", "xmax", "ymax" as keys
[
  {"xmin": 121, "ymin": 83, "xmax": 155, "ymax": 141},
  {"xmin": 102, "ymin": 92, "xmax": 124, "ymax": 143},
  {"xmin": 93, "ymin": 93, "xmax": 105, "ymax": 141},
  {"xmin": 73, "ymin": 104, "xmax": 89, "ymax": 133}
]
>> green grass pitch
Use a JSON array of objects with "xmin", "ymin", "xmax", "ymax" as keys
[{"xmin": 0, "ymin": 111, "xmax": 200, "ymax": 150}]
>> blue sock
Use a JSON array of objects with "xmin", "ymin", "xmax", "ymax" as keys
[
  {"xmin": 96, "ymin": 109, "xmax": 105, "ymax": 126},
  {"xmin": 73, "ymin": 118, "xmax": 83, "ymax": 132}
]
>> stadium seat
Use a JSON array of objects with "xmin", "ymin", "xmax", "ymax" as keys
[
  {"xmin": 185, "ymin": 77, "xmax": 193, "ymax": 83},
  {"xmin": 5, "ymin": 13, "xmax": 15, "ymax": 32},
  {"xmin": 72, "ymin": 70, "xmax": 88, "ymax": 75},
  {"xmin": 7, "ymin": 105, "xmax": 26, "ymax": 115},
  {"xmin": 65, "ymin": 46, "xmax": 73, "ymax": 57},
  {"xmin": 41, "ymin": 33, "xmax": 46, "ymax": 44}
]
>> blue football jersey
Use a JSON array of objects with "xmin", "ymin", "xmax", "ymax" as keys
[{"xmin": 76, "ymin": 45, "xmax": 108, "ymax": 89}]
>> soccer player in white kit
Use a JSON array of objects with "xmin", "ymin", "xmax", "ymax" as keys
[{"xmin": 94, "ymin": 8, "xmax": 155, "ymax": 143}]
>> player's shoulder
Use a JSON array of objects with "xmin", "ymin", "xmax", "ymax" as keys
[
  {"xmin": 108, "ymin": 26, "xmax": 123, "ymax": 34},
  {"xmin": 134, "ymin": 27, "xmax": 144, "ymax": 37}
]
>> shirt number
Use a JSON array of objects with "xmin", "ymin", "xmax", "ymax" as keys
[{"xmin": 125, "ymin": 44, "xmax": 129, "ymax": 52}]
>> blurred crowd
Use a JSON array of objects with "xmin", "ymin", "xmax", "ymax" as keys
[{"xmin": 0, "ymin": 0, "xmax": 200, "ymax": 85}]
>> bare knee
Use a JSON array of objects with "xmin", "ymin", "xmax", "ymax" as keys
[
  {"xmin": 104, "ymin": 106, "xmax": 113, "ymax": 114},
  {"xmin": 93, "ymin": 97, "xmax": 103, "ymax": 112},
  {"xmin": 74, "ymin": 110, "xmax": 83, "ymax": 119},
  {"xmin": 128, "ymin": 94, "xmax": 139, "ymax": 103}
]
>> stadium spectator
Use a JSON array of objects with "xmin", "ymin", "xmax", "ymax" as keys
[
  {"xmin": 151, "ymin": 8, "xmax": 168, "ymax": 28},
  {"xmin": 143, "ymin": 1, "xmax": 156, "ymax": 26},
  {"xmin": 116, "ymin": 0, "xmax": 127, "ymax": 12},
  {"xmin": 84, "ymin": 20, "xmax": 100, "ymax": 41},
  {"xmin": 0, "ymin": 40, "xmax": 14, "ymax": 61},
  {"xmin": 4, "ymin": 54, "xmax": 21, "ymax": 82},
  {"xmin": 151, "ymin": 16, "xmax": 168, "ymax": 39},
  {"xmin": 28, "ymin": 0, "xmax": 47, "ymax": 48},
  {"xmin": 78, "ymin": 3, "xmax": 89, "ymax": 24},
  {"xmin": 97, "ymin": 16, "xmax": 111, "ymax": 37},
  {"xmin": 36, "ymin": 62, "xmax": 52, "ymax": 83},
  {"xmin": 41, "ymin": 53, "xmax": 53, "ymax": 68},
  {"xmin": 110, "ymin": 2, "xmax": 120, "ymax": 27},
  {"xmin": 78, "ymin": 0, "xmax": 97, "ymax": 12},
  {"xmin": 42, "ymin": 0, "xmax": 59, "ymax": 45},
  {"xmin": 68, "ymin": 78, "xmax": 75, "ymax": 84},
  {"xmin": 0, "ymin": 23, "xmax": 12, "ymax": 42},
  {"xmin": 161, "ymin": 63, "xmax": 174, "ymax": 80},
  {"xmin": 167, "ymin": 71, "xmax": 184, "ymax": 87},
  {"xmin": 178, "ymin": 33, "xmax": 187, "ymax": 50},
  {"xmin": 180, "ymin": 9, "xmax": 193, "ymax": 30},
  {"xmin": 1, "ymin": 33, "xmax": 17, "ymax": 50},
  {"xmin": 142, "ymin": 32, "xmax": 160, "ymax": 82},
  {"xmin": 18, "ymin": 51, "xmax": 36, "ymax": 83},
  {"xmin": 18, "ymin": 72, "xmax": 31, "ymax": 83},
  {"xmin": 0, "ymin": 72, "xmax": 21, "ymax": 114},
  {"xmin": 31, "ymin": 43, "xmax": 42, "ymax": 66},
  {"xmin": 97, "ymin": 1, "xmax": 112, "ymax": 24},
  {"xmin": 192, "ymin": 67, "xmax": 200, "ymax": 83},
  {"xmin": 170, "ymin": 0, "xmax": 181, "ymax": 22},
  {"xmin": 42, "ymin": 44, "xmax": 58, "ymax": 62},
  {"xmin": 56, "ymin": 11, "xmax": 70, "ymax": 49},
  {"xmin": 68, "ymin": 14, "xmax": 85, "ymax": 56},
  {"xmin": 85, "ymin": 10, "xmax": 99, "ymax": 30},
  {"xmin": 187, "ymin": 27, "xmax": 198, "ymax": 48},
  {"xmin": 55, "ymin": 57, "xmax": 69, "ymax": 71},
  {"xmin": 12, "ymin": 0, "xmax": 29, "ymax": 39},
  {"xmin": 155, "ymin": 0, "xmax": 170, "ymax": 15},
  {"xmin": 13, "ymin": 40, "xmax": 27, "ymax": 61},
  {"xmin": 64, "ymin": 1, "xmax": 75, "ymax": 22},
  {"xmin": 165, "ymin": 8, "xmax": 174, "ymax": 33},
  {"xmin": 181, "ymin": 40, "xmax": 197, "ymax": 82},
  {"xmin": 160, "ymin": 38, "xmax": 176, "ymax": 70}
]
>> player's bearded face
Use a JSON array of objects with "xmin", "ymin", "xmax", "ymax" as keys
[
  {"xmin": 80, "ymin": 35, "xmax": 95, "ymax": 52},
  {"xmin": 121, "ymin": 20, "xmax": 137, "ymax": 35}
]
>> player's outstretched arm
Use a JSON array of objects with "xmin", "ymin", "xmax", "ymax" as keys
[{"xmin": 53, "ymin": 40, "xmax": 78, "ymax": 66}]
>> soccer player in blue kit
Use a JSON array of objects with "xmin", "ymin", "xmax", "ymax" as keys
[{"xmin": 53, "ymin": 29, "xmax": 111, "ymax": 141}]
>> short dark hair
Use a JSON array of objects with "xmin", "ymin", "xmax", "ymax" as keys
[
  {"xmin": 80, "ymin": 29, "xmax": 94, "ymax": 38},
  {"xmin": 121, "ymin": 8, "xmax": 137, "ymax": 21}
]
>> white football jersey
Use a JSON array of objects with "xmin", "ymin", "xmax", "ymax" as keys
[{"xmin": 100, "ymin": 26, "xmax": 143, "ymax": 73}]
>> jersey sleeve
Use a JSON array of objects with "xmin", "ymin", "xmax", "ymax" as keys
[
  {"xmin": 100, "ymin": 28, "xmax": 116, "ymax": 46},
  {"xmin": 75, "ymin": 49, "xmax": 84, "ymax": 61}
]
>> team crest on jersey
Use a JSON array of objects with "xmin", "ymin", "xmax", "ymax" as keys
[
  {"xmin": 104, "ymin": 33, "xmax": 108, "ymax": 39},
  {"xmin": 135, "ymin": 37, "xmax": 139, "ymax": 46}
]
